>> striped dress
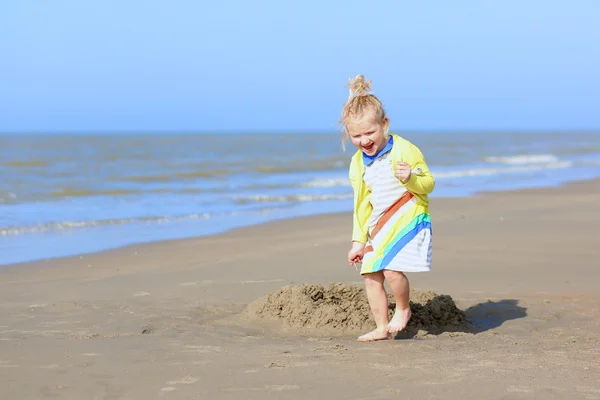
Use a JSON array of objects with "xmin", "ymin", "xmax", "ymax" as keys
[{"xmin": 360, "ymin": 150, "xmax": 432, "ymax": 274}]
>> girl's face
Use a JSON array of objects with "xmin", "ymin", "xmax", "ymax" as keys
[{"xmin": 346, "ymin": 113, "xmax": 388, "ymax": 156}]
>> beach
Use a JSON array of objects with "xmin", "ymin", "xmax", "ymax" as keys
[{"xmin": 1, "ymin": 179, "xmax": 599, "ymax": 399}]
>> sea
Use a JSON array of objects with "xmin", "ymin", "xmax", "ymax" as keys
[{"xmin": 2, "ymin": 131, "xmax": 600, "ymax": 266}]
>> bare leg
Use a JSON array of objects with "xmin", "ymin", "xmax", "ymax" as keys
[
  {"xmin": 358, "ymin": 271, "xmax": 391, "ymax": 342},
  {"xmin": 383, "ymin": 270, "xmax": 411, "ymax": 333}
]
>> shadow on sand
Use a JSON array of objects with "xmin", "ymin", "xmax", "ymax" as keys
[
  {"xmin": 393, "ymin": 298, "xmax": 528, "ymax": 340},
  {"xmin": 463, "ymin": 299, "xmax": 528, "ymax": 334}
]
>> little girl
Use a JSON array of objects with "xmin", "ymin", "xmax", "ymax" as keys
[{"xmin": 341, "ymin": 75, "xmax": 435, "ymax": 342}]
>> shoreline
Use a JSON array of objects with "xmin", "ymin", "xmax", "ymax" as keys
[{"xmin": 3, "ymin": 176, "xmax": 599, "ymax": 270}]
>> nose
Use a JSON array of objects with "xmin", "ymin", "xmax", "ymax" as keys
[{"xmin": 361, "ymin": 138, "xmax": 372, "ymax": 146}]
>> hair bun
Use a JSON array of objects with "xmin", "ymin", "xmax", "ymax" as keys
[{"xmin": 347, "ymin": 74, "xmax": 373, "ymax": 100}]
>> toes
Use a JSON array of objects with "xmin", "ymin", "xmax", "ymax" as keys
[
  {"xmin": 358, "ymin": 334, "xmax": 374, "ymax": 342},
  {"xmin": 357, "ymin": 329, "xmax": 391, "ymax": 342},
  {"xmin": 388, "ymin": 319, "xmax": 409, "ymax": 333}
]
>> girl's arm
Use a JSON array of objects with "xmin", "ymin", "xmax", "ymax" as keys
[{"xmin": 403, "ymin": 142, "xmax": 435, "ymax": 195}]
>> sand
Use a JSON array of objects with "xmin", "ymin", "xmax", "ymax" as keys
[
  {"xmin": 1, "ymin": 179, "xmax": 600, "ymax": 399},
  {"xmin": 244, "ymin": 284, "xmax": 468, "ymax": 337}
]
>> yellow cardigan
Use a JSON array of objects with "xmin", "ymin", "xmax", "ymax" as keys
[{"xmin": 349, "ymin": 133, "xmax": 435, "ymax": 244}]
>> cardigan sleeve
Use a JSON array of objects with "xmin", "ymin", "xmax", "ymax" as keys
[
  {"xmin": 349, "ymin": 156, "xmax": 371, "ymax": 243},
  {"xmin": 402, "ymin": 141, "xmax": 435, "ymax": 195}
]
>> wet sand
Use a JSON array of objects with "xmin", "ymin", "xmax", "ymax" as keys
[{"xmin": 1, "ymin": 179, "xmax": 599, "ymax": 399}]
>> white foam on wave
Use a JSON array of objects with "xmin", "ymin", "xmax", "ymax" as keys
[
  {"xmin": 0, "ymin": 202, "xmax": 332, "ymax": 237},
  {"xmin": 1, "ymin": 213, "xmax": 211, "ymax": 237},
  {"xmin": 0, "ymin": 192, "xmax": 17, "ymax": 204},
  {"xmin": 300, "ymin": 178, "xmax": 349, "ymax": 188},
  {"xmin": 297, "ymin": 158, "xmax": 574, "ymax": 186},
  {"xmin": 484, "ymin": 154, "xmax": 559, "ymax": 165},
  {"xmin": 233, "ymin": 193, "xmax": 352, "ymax": 204},
  {"xmin": 434, "ymin": 161, "xmax": 572, "ymax": 179}
]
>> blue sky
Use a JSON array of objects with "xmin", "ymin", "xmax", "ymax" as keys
[{"xmin": 1, "ymin": 1, "xmax": 599, "ymax": 133}]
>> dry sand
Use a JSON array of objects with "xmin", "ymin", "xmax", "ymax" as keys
[
  {"xmin": 244, "ymin": 284, "xmax": 468, "ymax": 337},
  {"xmin": 1, "ymin": 179, "xmax": 600, "ymax": 399}
]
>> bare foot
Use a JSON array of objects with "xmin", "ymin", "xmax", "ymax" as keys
[
  {"xmin": 388, "ymin": 307, "xmax": 412, "ymax": 333},
  {"xmin": 357, "ymin": 328, "xmax": 391, "ymax": 342}
]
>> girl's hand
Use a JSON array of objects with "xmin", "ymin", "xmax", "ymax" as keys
[
  {"xmin": 348, "ymin": 241, "xmax": 366, "ymax": 265},
  {"xmin": 394, "ymin": 161, "xmax": 412, "ymax": 184}
]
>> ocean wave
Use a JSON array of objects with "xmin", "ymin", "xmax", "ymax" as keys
[
  {"xmin": 109, "ymin": 169, "xmax": 231, "ymax": 182},
  {"xmin": 0, "ymin": 187, "xmax": 233, "ymax": 204},
  {"xmin": 0, "ymin": 208, "xmax": 295, "ymax": 237},
  {"xmin": 2, "ymin": 160, "xmax": 49, "ymax": 168},
  {"xmin": 300, "ymin": 178, "xmax": 350, "ymax": 188},
  {"xmin": 0, "ymin": 215, "xmax": 199, "ymax": 236},
  {"xmin": 0, "ymin": 191, "xmax": 17, "ymax": 204},
  {"xmin": 50, "ymin": 188, "xmax": 144, "ymax": 197},
  {"xmin": 2, "ymin": 159, "xmax": 581, "ymax": 206},
  {"xmin": 434, "ymin": 161, "xmax": 572, "ymax": 179},
  {"xmin": 49, "ymin": 186, "xmax": 233, "ymax": 198},
  {"xmin": 106, "ymin": 158, "xmax": 350, "ymax": 183},
  {"xmin": 233, "ymin": 193, "xmax": 352, "ymax": 204},
  {"xmin": 294, "ymin": 160, "xmax": 575, "ymax": 186},
  {"xmin": 291, "ymin": 160, "xmax": 574, "ymax": 183},
  {"xmin": 253, "ymin": 159, "xmax": 348, "ymax": 174},
  {"xmin": 483, "ymin": 154, "xmax": 559, "ymax": 165}
]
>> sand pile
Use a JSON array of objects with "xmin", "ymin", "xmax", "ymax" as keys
[{"xmin": 244, "ymin": 283, "xmax": 469, "ymax": 335}]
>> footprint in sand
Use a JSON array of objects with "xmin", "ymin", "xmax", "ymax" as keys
[{"xmin": 265, "ymin": 361, "xmax": 287, "ymax": 369}]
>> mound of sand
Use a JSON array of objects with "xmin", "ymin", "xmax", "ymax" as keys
[{"xmin": 244, "ymin": 283, "xmax": 469, "ymax": 335}]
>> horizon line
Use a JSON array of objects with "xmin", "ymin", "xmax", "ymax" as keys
[{"xmin": 2, "ymin": 128, "xmax": 600, "ymax": 136}]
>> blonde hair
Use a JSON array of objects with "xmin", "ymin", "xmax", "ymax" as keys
[{"xmin": 339, "ymin": 74, "xmax": 389, "ymax": 150}]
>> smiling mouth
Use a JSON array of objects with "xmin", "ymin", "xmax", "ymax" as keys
[{"xmin": 362, "ymin": 143, "xmax": 375, "ymax": 152}]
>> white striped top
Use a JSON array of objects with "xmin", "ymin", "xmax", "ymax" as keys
[{"xmin": 363, "ymin": 151, "xmax": 407, "ymax": 231}]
